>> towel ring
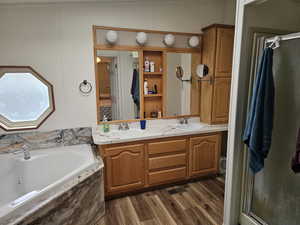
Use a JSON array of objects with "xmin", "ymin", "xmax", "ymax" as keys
[{"xmin": 79, "ymin": 80, "xmax": 92, "ymax": 94}]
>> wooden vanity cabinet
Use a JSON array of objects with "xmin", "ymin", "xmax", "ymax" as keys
[
  {"xmin": 189, "ymin": 134, "xmax": 221, "ymax": 177},
  {"xmin": 147, "ymin": 139, "xmax": 188, "ymax": 186},
  {"xmin": 200, "ymin": 24, "xmax": 234, "ymax": 124},
  {"xmin": 99, "ymin": 133, "xmax": 222, "ymax": 197},
  {"xmin": 101, "ymin": 144, "xmax": 145, "ymax": 195}
]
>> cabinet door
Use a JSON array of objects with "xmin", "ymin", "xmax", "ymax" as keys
[
  {"xmin": 200, "ymin": 27, "xmax": 216, "ymax": 123},
  {"xmin": 202, "ymin": 27, "xmax": 217, "ymax": 77},
  {"xmin": 189, "ymin": 134, "xmax": 221, "ymax": 177},
  {"xmin": 105, "ymin": 144, "xmax": 145, "ymax": 194},
  {"xmin": 212, "ymin": 77, "xmax": 231, "ymax": 124},
  {"xmin": 215, "ymin": 27, "xmax": 234, "ymax": 78}
]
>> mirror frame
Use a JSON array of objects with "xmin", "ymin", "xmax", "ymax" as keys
[
  {"xmin": 0, "ymin": 66, "xmax": 55, "ymax": 131},
  {"xmin": 93, "ymin": 25, "xmax": 201, "ymax": 124}
]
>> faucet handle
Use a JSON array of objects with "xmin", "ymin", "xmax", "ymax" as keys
[
  {"xmin": 179, "ymin": 118, "xmax": 186, "ymax": 124},
  {"xmin": 22, "ymin": 143, "xmax": 30, "ymax": 150},
  {"xmin": 118, "ymin": 124, "xmax": 123, "ymax": 130},
  {"xmin": 124, "ymin": 123, "xmax": 129, "ymax": 130},
  {"xmin": 184, "ymin": 117, "xmax": 189, "ymax": 124}
]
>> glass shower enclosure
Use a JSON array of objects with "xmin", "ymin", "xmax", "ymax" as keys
[{"xmin": 241, "ymin": 32, "xmax": 300, "ymax": 225}]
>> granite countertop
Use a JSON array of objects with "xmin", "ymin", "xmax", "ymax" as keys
[{"xmin": 92, "ymin": 117, "xmax": 228, "ymax": 145}]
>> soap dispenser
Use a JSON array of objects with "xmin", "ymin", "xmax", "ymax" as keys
[{"xmin": 102, "ymin": 115, "xmax": 110, "ymax": 133}]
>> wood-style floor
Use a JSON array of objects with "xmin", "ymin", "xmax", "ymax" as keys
[{"xmin": 101, "ymin": 177, "xmax": 224, "ymax": 225}]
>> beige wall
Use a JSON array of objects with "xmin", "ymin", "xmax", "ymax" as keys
[{"xmin": 0, "ymin": 0, "xmax": 236, "ymax": 133}]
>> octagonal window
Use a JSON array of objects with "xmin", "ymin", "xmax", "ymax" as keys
[{"xmin": 0, "ymin": 66, "xmax": 55, "ymax": 131}]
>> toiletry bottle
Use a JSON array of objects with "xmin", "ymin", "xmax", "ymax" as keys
[
  {"xmin": 158, "ymin": 111, "xmax": 162, "ymax": 118},
  {"xmin": 103, "ymin": 115, "xmax": 110, "ymax": 133},
  {"xmin": 144, "ymin": 57, "xmax": 150, "ymax": 72},
  {"xmin": 154, "ymin": 84, "xmax": 158, "ymax": 94},
  {"xmin": 150, "ymin": 61, "xmax": 155, "ymax": 72},
  {"xmin": 144, "ymin": 79, "xmax": 148, "ymax": 95}
]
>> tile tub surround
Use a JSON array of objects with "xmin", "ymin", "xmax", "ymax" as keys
[
  {"xmin": 0, "ymin": 144, "xmax": 105, "ymax": 225},
  {"xmin": 0, "ymin": 127, "xmax": 92, "ymax": 154},
  {"xmin": 93, "ymin": 117, "xmax": 228, "ymax": 145},
  {"xmin": 10, "ymin": 169, "xmax": 105, "ymax": 225}
]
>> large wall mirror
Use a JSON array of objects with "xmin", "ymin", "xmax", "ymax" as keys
[
  {"xmin": 166, "ymin": 52, "xmax": 192, "ymax": 117},
  {"xmin": 0, "ymin": 66, "xmax": 55, "ymax": 131},
  {"xmin": 94, "ymin": 26, "xmax": 201, "ymax": 124},
  {"xmin": 95, "ymin": 50, "xmax": 200, "ymax": 123},
  {"xmin": 96, "ymin": 50, "xmax": 140, "ymax": 122}
]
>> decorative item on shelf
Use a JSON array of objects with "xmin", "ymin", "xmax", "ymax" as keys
[
  {"xmin": 188, "ymin": 36, "xmax": 200, "ymax": 48},
  {"xmin": 136, "ymin": 32, "xmax": 148, "ymax": 46},
  {"xmin": 79, "ymin": 80, "xmax": 92, "ymax": 95},
  {"xmin": 163, "ymin": 34, "xmax": 175, "ymax": 47},
  {"xmin": 105, "ymin": 30, "xmax": 118, "ymax": 45}
]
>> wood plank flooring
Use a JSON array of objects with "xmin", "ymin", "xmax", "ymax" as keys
[{"xmin": 99, "ymin": 177, "xmax": 225, "ymax": 225}]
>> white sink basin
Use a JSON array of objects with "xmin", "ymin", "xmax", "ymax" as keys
[
  {"xmin": 174, "ymin": 123, "xmax": 207, "ymax": 131},
  {"xmin": 97, "ymin": 129, "xmax": 158, "ymax": 139}
]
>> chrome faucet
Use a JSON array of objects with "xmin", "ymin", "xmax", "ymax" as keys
[
  {"xmin": 118, "ymin": 122, "xmax": 129, "ymax": 131},
  {"xmin": 23, "ymin": 145, "xmax": 31, "ymax": 160},
  {"xmin": 179, "ymin": 117, "xmax": 189, "ymax": 125}
]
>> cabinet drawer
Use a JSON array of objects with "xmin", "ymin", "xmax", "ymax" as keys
[
  {"xmin": 148, "ymin": 167, "xmax": 186, "ymax": 185},
  {"xmin": 104, "ymin": 144, "xmax": 144, "ymax": 156},
  {"xmin": 149, "ymin": 153, "xmax": 186, "ymax": 170},
  {"xmin": 148, "ymin": 139, "xmax": 187, "ymax": 155}
]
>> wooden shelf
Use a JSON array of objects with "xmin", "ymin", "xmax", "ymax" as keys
[
  {"xmin": 142, "ymin": 50, "xmax": 164, "ymax": 119},
  {"xmin": 144, "ymin": 72, "xmax": 163, "ymax": 75},
  {"xmin": 144, "ymin": 94, "xmax": 162, "ymax": 98}
]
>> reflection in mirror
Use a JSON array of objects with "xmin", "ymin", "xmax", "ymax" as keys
[
  {"xmin": 0, "ymin": 66, "xmax": 55, "ymax": 131},
  {"xmin": 165, "ymin": 53, "xmax": 192, "ymax": 117},
  {"xmin": 97, "ymin": 50, "xmax": 140, "ymax": 121}
]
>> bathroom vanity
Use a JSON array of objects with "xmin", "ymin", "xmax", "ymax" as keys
[
  {"xmin": 93, "ymin": 119, "xmax": 227, "ymax": 197},
  {"xmin": 92, "ymin": 24, "xmax": 233, "ymax": 197}
]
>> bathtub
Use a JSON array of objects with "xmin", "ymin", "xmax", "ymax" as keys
[{"xmin": 0, "ymin": 144, "xmax": 104, "ymax": 225}]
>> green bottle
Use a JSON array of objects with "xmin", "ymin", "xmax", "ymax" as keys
[{"xmin": 103, "ymin": 115, "xmax": 110, "ymax": 133}]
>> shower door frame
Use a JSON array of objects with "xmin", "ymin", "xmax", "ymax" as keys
[
  {"xmin": 223, "ymin": 1, "xmax": 293, "ymax": 225},
  {"xmin": 239, "ymin": 29, "xmax": 284, "ymax": 225}
]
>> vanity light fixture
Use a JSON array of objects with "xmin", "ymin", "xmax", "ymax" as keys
[
  {"xmin": 163, "ymin": 34, "xmax": 175, "ymax": 47},
  {"xmin": 188, "ymin": 36, "xmax": 200, "ymax": 47},
  {"xmin": 136, "ymin": 32, "xmax": 148, "ymax": 45},
  {"xmin": 106, "ymin": 30, "xmax": 118, "ymax": 45}
]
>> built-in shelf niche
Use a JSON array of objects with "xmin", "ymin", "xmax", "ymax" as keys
[{"xmin": 142, "ymin": 50, "xmax": 165, "ymax": 119}]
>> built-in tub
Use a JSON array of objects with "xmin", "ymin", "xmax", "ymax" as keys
[{"xmin": 0, "ymin": 144, "xmax": 104, "ymax": 225}]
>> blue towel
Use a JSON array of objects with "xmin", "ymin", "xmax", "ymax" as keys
[
  {"xmin": 131, "ymin": 69, "xmax": 140, "ymax": 109},
  {"xmin": 243, "ymin": 47, "xmax": 275, "ymax": 174}
]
